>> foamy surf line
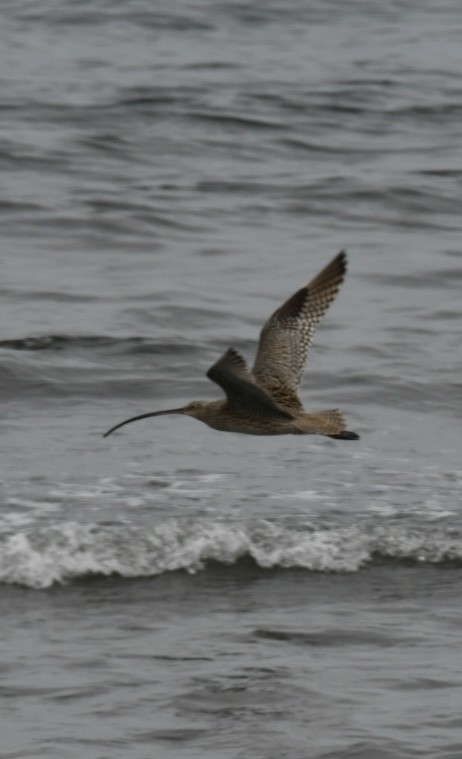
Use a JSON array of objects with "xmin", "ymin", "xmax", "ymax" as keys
[{"xmin": 0, "ymin": 519, "xmax": 461, "ymax": 589}]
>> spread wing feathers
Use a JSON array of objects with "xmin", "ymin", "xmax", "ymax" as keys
[
  {"xmin": 207, "ymin": 348, "xmax": 294, "ymax": 420},
  {"xmin": 253, "ymin": 251, "xmax": 347, "ymax": 410}
]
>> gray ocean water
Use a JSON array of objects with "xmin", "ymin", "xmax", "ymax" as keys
[{"xmin": 1, "ymin": 1, "xmax": 462, "ymax": 757}]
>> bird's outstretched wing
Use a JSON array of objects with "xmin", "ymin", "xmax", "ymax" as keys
[
  {"xmin": 252, "ymin": 251, "xmax": 347, "ymax": 410},
  {"xmin": 207, "ymin": 348, "xmax": 293, "ymax": 420}
]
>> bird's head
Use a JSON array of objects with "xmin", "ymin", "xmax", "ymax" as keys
[{"xmin": 181, "ymin": 400, "xmax": 209, "ymax": 419}]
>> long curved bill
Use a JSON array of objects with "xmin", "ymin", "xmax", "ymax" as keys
[{"xmin": 103, "ymin": 407, "xmax": 185, "ymax": 438}]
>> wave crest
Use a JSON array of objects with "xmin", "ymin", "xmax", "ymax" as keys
[{"xmin": 0, "ymin": 519, "xmax": 461, "ymax": 589}]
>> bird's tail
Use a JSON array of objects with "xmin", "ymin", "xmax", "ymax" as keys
[{"xmin": 293, "ymin": 409, "xmax": 359, "ymax": 440}]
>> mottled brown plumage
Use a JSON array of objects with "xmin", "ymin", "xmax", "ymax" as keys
[
  {"xmin": 103, "ymin": 251, "xmax": 359, "ymax": 441},
  {"xmin": 253, "ymin": 250, "xmax": 347, "ymax": 411}
]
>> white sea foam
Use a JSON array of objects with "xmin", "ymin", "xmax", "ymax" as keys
[{"xmin": 0, "ymin": 519, "xmax": 461, "ymax": 589}]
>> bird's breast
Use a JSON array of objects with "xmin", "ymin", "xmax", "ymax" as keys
[{"xmin": 202, "ymin": 413, "xmax": 294, "ymax": 436}]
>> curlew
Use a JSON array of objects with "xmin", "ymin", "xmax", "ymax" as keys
[{"xmin": 103, "ymin": 251, "xmax": 359, "ymax": 441}]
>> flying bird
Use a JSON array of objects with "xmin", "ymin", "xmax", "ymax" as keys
[{"xmin": 104, "ymin": 251, "xmax": 359, "ymax": 440}]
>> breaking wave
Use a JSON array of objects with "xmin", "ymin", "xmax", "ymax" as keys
[{"xmin": 0, "ymin": 519, "xmax": 461, "ymax": 589}]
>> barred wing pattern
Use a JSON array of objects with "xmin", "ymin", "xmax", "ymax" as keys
[{"xmin": 252, "ymin": 251, "xmax": 347, "ymax": 411}]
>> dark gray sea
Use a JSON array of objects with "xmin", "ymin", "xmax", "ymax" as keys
[{"xmin": 1, "ymin": 1, "xmax": 462, "ymax": 757}]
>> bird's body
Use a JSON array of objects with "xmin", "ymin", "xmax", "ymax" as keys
[
  {"xmin": 104, "ymin": 251, "xmax": 359, "ymax": 441},
  {"xmin": 184, "ymin": 399, "xmax": 350, "ymax": 437}
]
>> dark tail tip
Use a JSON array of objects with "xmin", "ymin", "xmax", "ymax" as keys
[{"xmin": 329, "ymin": 430, "xmax": 360, "ymax": 440}]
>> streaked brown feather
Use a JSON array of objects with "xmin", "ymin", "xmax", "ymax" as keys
[
  {"xmin": 253, "ymin": 251, "xmax": 346, "ymax": 410},
  {"xmin": 293, "ymin": 409, "xmax": 347, "ymax": 435}
]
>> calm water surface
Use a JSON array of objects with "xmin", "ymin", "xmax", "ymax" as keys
[{"xmin": 1, "ymin": 1, "xmax": 462, "ymax": 757}]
